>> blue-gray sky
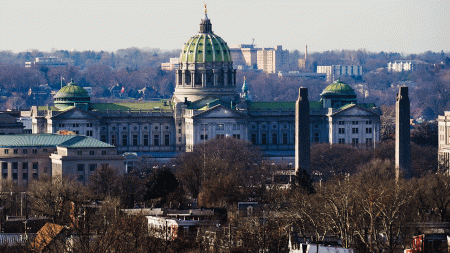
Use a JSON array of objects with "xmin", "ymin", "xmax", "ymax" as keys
[{"xmin": 1, "ymin": 0, "xmax": 449, "ymax": 54}]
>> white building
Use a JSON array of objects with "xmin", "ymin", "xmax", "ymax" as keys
[
  {"xmin": 257, "ymin": 46, "xmax": 289, "ymax": 74},
  {"xmin": 25, "ymin": 57, "xmax": 68, "ymax": 68},
  {"xmin": 161, "ymin": 58, "xmax": 180, "ymax": 71},
  {"xmin": 317, "ymin": 65, "xmax": 362, "ymax": 82},
  {"xmin": 438, "ymin": 111, "xmax": 450, "ymax": 173},
  {"xmin": 387, "ymin": 60, "xmax": 429, "ymax": 73}
]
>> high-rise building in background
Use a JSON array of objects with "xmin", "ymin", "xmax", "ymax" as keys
[{"xmin": 257, "ymin": 46, "xmax": 290, "ymax": 74}]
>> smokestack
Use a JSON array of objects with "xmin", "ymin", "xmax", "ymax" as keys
[
  {"xmin": 305, "ymin": 45, "xmax": 308, "ymax": 61},
  {"xmin": 295, "ymin": 87, "xmax": 310, "ymax": 176},
  {"xmin": 395, "ymin": 86, "xmax": 411, "ymax": 179}
]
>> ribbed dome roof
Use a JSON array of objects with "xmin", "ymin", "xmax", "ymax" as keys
[
  {"xmin": 54, "ymin": 79, "xmax": 89, "ymax": 99},
  {"xmin": 321, "ymin": 79, "xmax": 356, "ymax": 96},
  {"xmin": 180, "ymin": 15, "xmax": 231, "ymax": 63}
]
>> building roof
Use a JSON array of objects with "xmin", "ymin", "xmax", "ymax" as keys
[
  {"xmin": 91, "ymin": 101, "xmax": 172, "ymax": 111},
  {"xmin": 31, "ymin": 223, "xmax": 65, "ymax": 253},
  {"xmin": 38, "ymin": 101, "xmax": 172, "ymax": 112},
  {"xmin": 54, "ymin": 80, "xmax": 89, "ymax": 99},
  {"xmin": 0, "ymin": 134, "xmax": 114, "ymax": 148},
  {"xmin": 321, "ymin": 79, "xmax": 356, "ymax": 96},
  {"xmin": 180, "ymin": 15, "xmax": 231, "ymax": 63},
  {"xmin": 248, "ymin": 101, "xmax": 323, "ymax": 110}
]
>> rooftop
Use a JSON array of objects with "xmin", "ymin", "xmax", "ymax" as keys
[{"xmin": 0, "ymin": 134, "xmax": 114, "ymax": 148}]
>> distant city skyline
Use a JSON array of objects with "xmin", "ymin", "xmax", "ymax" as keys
[{"xmin": 1, "ymin": 0, "xmax": 449, "ymax": 54}]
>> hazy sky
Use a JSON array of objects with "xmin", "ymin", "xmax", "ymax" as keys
[{"xmin": 1, "ymin": 0, "xmax": 449, "ymax": 54}]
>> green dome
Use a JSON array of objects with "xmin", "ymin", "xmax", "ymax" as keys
[
  {"xmin": 54, "ymin": 79, "xmax": 90, "ymax": 110},
  {"xmin": 54, "ymin": 80, "xmax": 89, "ymax": 99},
  {"xmin": 322, "ymin": 79, "xmax": 356, "ymax": 96},
  {"xmin": 180, "ymin": 34, "xmax": 231, "ymax": 63},
  {"xmin": 180, "ymin": 15, "xmax": 231, "ymax": 63}
]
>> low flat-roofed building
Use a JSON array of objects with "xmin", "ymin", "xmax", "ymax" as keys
[
  {"xmin": 0, "ymin": 134, "xmax": 124, "ymax": 188},
  {"xmin": 25, "ymin": 57, "xmax": 68, "ymax": 68}
]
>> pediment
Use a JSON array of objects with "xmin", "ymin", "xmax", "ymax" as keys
[
  {"xmin": 331, "ymin": 105, "xmax": 379, "ymax": 117},
  {"xmin": 191, "ymin": 105, "xmax": 246, "ymax": 119},
  {"xmin": 52, "ymin": 108, "xmax": 98, "ymax": 120}
]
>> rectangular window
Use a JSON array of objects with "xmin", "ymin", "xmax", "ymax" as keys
[
  {"xmin": 339, "ymin": 138, "xmax": 345, "ymax": 144},
  {"xmin": 23, "ymin": 173, "xmax": 28, "ymax": 180},
  {"xmin": 216, "ymin": 124, "xmax": 224, "ymax": 131},
  {"xmin": 352, "ymin": 138, "xmax": 359, "ymax": 147},
  {"xmin": 165, "ymin": 134, "xmax": 170, "ymax": 146},
  {"xmin": 283, "ymin": 133, "xmax": 288, "ymax": 144},
  {"xmin": 233, "ymin": 124, "xmax": 240, "ymax": 130},
  {"xmin": 89, "ymin": 164, "xmax": 97, "ymax": 172},
  {"xmin": 272, "ymin": 133, "xmax": 277, "ymax": 144},
  {"xmin": 58, "ymin": 123, "xmax": 65, "ymax": 127},
  {"xmin": 2, "ymin": 162, "xmax": 7, "ymax": 179},
  {"xmin": 32, "ymin": 162, "xmax": 38, "ymax": 171},
  {"xmin": 89, "ymin": 150, "xmax": 95, "ymax": 155},
  {"xmin": 261, "ymin": 134, "xmax": 267, "ymax": 145},
  {"xmin": 86, "ymin": 130, "xmax": 93, "ymax": 136},
  {"xmin": 314, "ymin": 133, "xmax": 320, "ymax": 142},
  {"xmin": 32, "ymin": 173, "xmax": 38, "ymax": 179},
  {"xmin": 77, "ymin": 164, "xmax": 85, "ymax": 172},
  {"xmin": 75, "ymin": 130, "xmax": 79, "ymax": 135},
  {"xmin": 178, "ymin": 129, "xmax": 181, "ymax": 133},
  {"xmin": 352, "ymin": 121, "xmax": 358, "ymax": 125},
  {"xmin": 154, "ymin": 135, "xmax": 159, "ymax": 146},
  {"xmin": 366, "ymin": 138, "xmax": 373, "ymax": 147},
  {"xmin": 252, "ymin": 134, "xmax": 257, "ymax": 144},
  {"xmin": 178, "ymin": 137, "xmax": 181, "ymax": 142},
  {"xmin": 133, "ymin": 135, "xmax": 138, "ymax": 146},
  {"xmin": 339, "ymin": 128, "xmax": 345, "ymax": 134},
  {"xmin": 352, "ymin": 128, "xmax": 358, "ymax": 134},
  {"xmin": 122, "ymin": 135, "xmax": 128, "ymax": 146},
  {"xmin": 77, "ymin": 150, "xmax": 82, "ymax": 155},
  {"xmin": 43, "ymin": 148, "xmax": 47, "ymax": 152},
  {"xmin": 143, "ymin": 135, "xmax": 149, "ymax": 146},
  {"xmin": 338, "ymin": 121, "xmax": 345, "ymax": 125},
  {"xmin": 233, "ymin": 134, "xmax": 240, "ymax": 139},
  {"xmin": 366, "ymin": 120, "xmax": 372, "ymax": 124},
  {"xmin": 216, "ymin": 134, "xmax": 225, "ymax": 139},
  {"xmin": 87, "ymin": 123, "xmax": 93, "ymax": 127},
  {"xmin": 13, "ymin": 149, "xmax": 18, "ymax": 154},
  {"xmin": 23, "ymin": 149, "xmax": 27, "ymax": 154},
  {"xmin": 22, "ymin": 162, "xmax": 28, "ymax": 171},
  {"xmin": 111, "ymin": 135, "xmax": 117, "ymax": 146},
  {"xmin": 32, "ymin": 149, "xmax": 37, "ymax": 154},
  {"xmin": 366, "ymin": 128, "xmax": 372, "ymax": 134},
  {"xmin": 12, "ymin": 162, "xmax": 18, "ymax": 170},
  {"xmin": 44, "ymin": 167, "xmax": 48, "ymax": 173},
  {"xmin": 101, "ymin": 135, "xmax": 107, "ymax": 142},
  {"xmin": 73, "ymin": 123, "xmax": 79, "ymax": 127},
  {"xmin": 13, "ymin": 173, "xmax": 17, "ymax": 180},
  {"xmin": 4, "ymin": 149, "xmax": 8, "ymax": 154},
  {"xmin": 102, "ymin": 150, "xmax": 106, "ymax": 155}
]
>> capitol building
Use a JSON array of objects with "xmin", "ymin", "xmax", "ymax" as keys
[{"xmin": 29, "ymin": 11, "xmax": 381, "ymax": 162}]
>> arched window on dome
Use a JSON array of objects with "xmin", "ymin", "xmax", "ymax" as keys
[
  {"xmin": 217, "ymin": 70, "xmax": 224, "ymax": 86},
  {"xmin": 184, "ymin": 70, "xmax": 191, "ymax": 85},
  {"xmin": 206, "ymin": 70, "xmax": 213, "ymax": 86},
  {"xmin": 195, "ymin": 71, "xmax": 202, "ymax": 86}
]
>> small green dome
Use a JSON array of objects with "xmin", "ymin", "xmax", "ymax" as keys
[
  {"xmin": 54, "ymin": 79, "xmax": 90, "ymax": 110},
  {"xmin": 322, "ymin": 79, "xmax": 356, "ymax": 96},
  {"xmin": 54, "ymin": 80, "xmax": 89, "ymax": 99}
]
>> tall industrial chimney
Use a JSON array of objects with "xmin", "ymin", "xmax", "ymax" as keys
[
  {"xmin": 395, "ymin": 86, "xmax": 411, "ymax": 179},
  {"xmin": 295, "ymin": 87, "xmax": 310, "ymax": 176}
]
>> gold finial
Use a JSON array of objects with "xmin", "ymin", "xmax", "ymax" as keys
[
  {"xmin": 203, "ymin": 2, "xmax": 207, "ymax": 14},
  {"xmin": 244, "ymin": 76, "xmax": 246, "ymax": 81}
]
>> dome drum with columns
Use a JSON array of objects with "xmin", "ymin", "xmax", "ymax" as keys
[{"xmin": 173, "ymin": 11, "xmax": 237, "ymax": 103}]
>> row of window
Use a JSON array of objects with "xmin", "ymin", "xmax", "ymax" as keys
[
  {"xmin": 338, "ymin": 128, "xmax": 373, "ymax": 134},
  {"xmin": 106, "ymin": 134, "xmax": 171, "ymax": 146},
  {"xmin": 58, "ymin": 123, "xmax": 93, "ymax": 128},
  {"xmin": 251, "ymin": 133, "xmax": 289, "ymax": 145},
  {"xmin": 338, "ymin": 138, "xmax": 373, "ymax": 146},
  {"xmin": 2, "ymin": 161, "xmax": 44, "ymax": 180},
  {"xmin": 3, "ymin": 148, "xmax": 48, "ymax": 155},
  {"xmin": 77, "ymin": 150, "xmax": 107, "ymax": 156},
  {"xmin": 338, "ymin": 120, "xmax": 373, "ymax": 125}
]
